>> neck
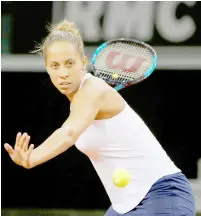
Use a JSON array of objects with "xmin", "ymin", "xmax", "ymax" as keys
[
  {"xmin": 66, "ymin": 94, "xmax": 74, "ymax": 102},
  {"xmin": 65, "ymin": 81, "xmax": 81, "ymax": 102},
  {"xmin": 66, "ymin": 89, "xmax": 78, "ymax": 102}
]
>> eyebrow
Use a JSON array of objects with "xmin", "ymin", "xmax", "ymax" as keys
[{"xmin": 49, "ymin": 58, "xmax": 76, "ymax": 63}]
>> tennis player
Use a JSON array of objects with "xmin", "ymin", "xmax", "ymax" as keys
[{"xmin": 4, "ymin": 20, "xmax": 195, "ymax": 216}]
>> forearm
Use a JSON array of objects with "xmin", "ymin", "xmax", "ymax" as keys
[{"xmin": 28, "ymin": 128, "xmax": 74, "ymax": 169}]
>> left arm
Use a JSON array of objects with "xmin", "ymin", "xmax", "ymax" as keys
[{"xmin": 28, "ymin": 79, "xmax": 105, "ymax": 169}]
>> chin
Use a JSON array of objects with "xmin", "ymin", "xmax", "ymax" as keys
[{"xmin": 60, "ymin": 87, "xmax": 75, "ymax": 96}]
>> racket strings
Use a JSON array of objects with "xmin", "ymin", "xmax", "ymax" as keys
[{"xmin": 94, "ymin": 41, "xmax": 154, "ymax": 84}]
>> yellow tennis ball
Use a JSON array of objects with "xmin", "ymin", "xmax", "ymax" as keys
[
  {"xmin": 112, "ymin": 168, "xmax": 131, "ymax": 188},
  {"xmin": 112, "ymin": 73, "xmax": 119, "ymax": 79}
]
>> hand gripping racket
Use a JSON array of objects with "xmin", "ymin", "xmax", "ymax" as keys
[{"xmin": 91, "ymin": 38, "xmax": 157, "ymax": 91}]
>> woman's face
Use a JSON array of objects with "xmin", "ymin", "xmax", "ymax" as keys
[{"xmin": 45, "ymin": 41, "xmax": 87, "ymax": 97}]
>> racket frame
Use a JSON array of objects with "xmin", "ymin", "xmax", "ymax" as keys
[{"xmin": 91, "ymin": 38, "xmax": 157, "ymax": 91}]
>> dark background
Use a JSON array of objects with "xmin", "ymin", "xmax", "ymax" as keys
[{"xmin": 1, "ymin": 1, "xmax": 201, "ymax": 211}]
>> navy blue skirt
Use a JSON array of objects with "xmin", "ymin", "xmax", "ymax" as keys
[{"xmin": 105, "ymin": 172, "xmax": 196, "ymax": 216}]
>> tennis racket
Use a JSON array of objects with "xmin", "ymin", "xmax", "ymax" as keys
[{"xmin": 91, "ymin": 38, "xmax": 157, "ymax": 91}]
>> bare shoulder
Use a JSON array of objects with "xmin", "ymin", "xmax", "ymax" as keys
[
  {"xmin": 84, "ymin": 74, "xmax": 111, "ymax": 90},
  {"xmin": 70, "ymin": 73, "xmax": 125, "ymax": 120},
  {"xmin": 74, "ymin": 74, "xmax": 111, "ymax": 99}
]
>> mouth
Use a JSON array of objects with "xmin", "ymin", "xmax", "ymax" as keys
[
  {"xmin": 60, "ymin": 82, "xmax": 71, "ymax": 86},
  {"xmin": 59, "ymin": 82, "xmax": 71, "ymax": 89}
]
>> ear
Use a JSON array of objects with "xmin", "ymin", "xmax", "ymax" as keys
[{"xmin": 82, "ymin": 56, "xmax": 88, "ymax": 71}]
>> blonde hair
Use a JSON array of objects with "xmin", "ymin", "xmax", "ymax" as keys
[{"xmin": 32, "ymin": 19, "xmax": 85, "ymax": 58}]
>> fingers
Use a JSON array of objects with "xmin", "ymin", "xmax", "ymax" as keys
[
  {"xmin": 27, "ymin": 144, "xmax": 34, "ymax": 157},
  {"xmin": 4, "ymin": 143, "xmax": 14, "ymax": 154},
  {"xmin": 15, "ymin": 132, "xmax": 22, "ymax": 150},
  {"xmin": 22, "ymin": 135, "xmax": 30, "ymax": 151},
  {"xmin": 18, "ymin": 133, "xmax": 28, "ymax": 148},
  {"xmin": 7, "ymin": 132, "xmax": 32, "ymax": 155},
  {"xmin": 15, "ymin": 132, "xmax": 31, "ymax": 150}
]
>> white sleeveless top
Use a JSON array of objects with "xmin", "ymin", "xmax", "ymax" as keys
[{"xmin": 75, "ymin": 73, "xmax": 181, "ymax": 214}]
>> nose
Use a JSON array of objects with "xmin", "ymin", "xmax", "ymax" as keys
[{"xmin": 59, "ymin": 67, "xmax": 69, "ymax": 79}]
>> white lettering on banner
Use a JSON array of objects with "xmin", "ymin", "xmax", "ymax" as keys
[
  {"xmin": 103, "ymin": 2, "xmax": 155, "ymax": 41},
  {"xmin": 156, "ymin": 1, "xmax": 196, "ymax": 42},
  {"xmin": 64, "ymin": 2, "xmax": 104, "ymax": 41},
  {"xmin": 62, "ymin": 2, "xmax": 196, "ymax": 43}
]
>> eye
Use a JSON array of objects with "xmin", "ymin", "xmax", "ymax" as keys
[
  {"xmin": 50, "ymin": 63, "xmax": 59, "ymax": 69},
  {"xmin": 66, "ymin": 60, "xmax": 75, "ymax": 67}
]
